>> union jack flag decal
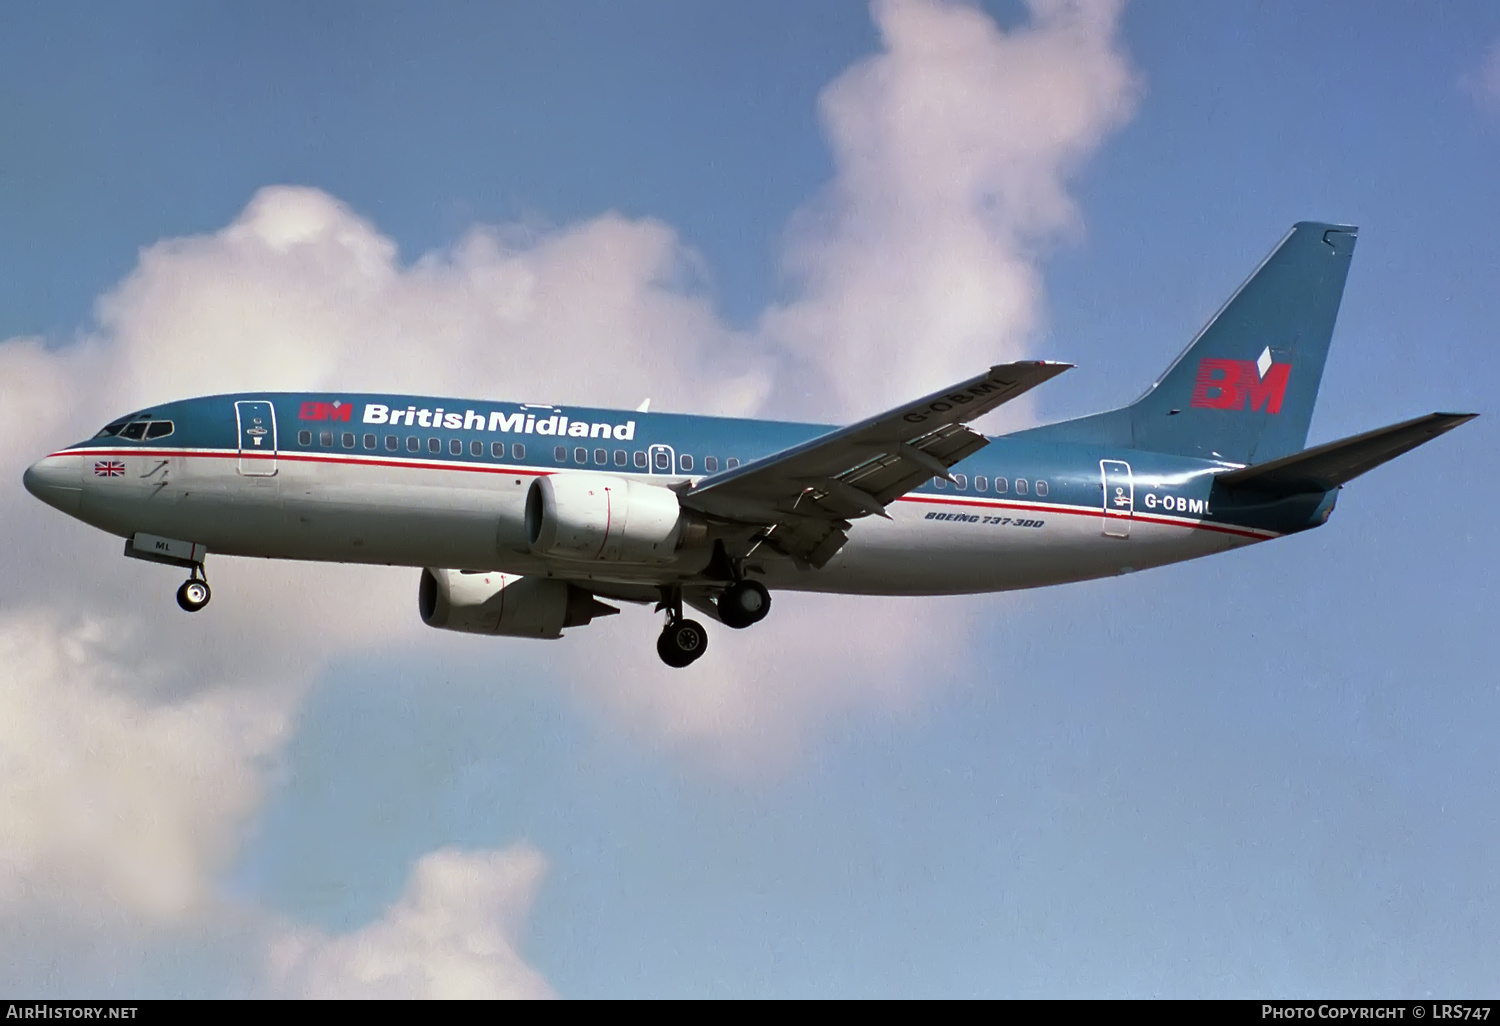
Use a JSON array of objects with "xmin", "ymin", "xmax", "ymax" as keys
[{"xmin": 94, "ymin": 461, "xmax": 125, "ymax": 477}]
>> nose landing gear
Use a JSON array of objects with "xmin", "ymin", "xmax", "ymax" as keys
[
  {"xmin": 123, "ymin": 533, "xmax": 214, "ymax": 613},
  {"xmin": 176, "ymin": 565, "xmax": 211, "ymax": 612}
]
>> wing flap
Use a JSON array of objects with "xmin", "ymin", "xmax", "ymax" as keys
[{"xmin": 841, "ymin": 422, "xmax": 991, "ymax": 507}]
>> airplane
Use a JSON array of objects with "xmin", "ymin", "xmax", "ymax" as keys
[{"xmin": 22, "ymin": 222, "xmax": 1476, "ymax": 667}]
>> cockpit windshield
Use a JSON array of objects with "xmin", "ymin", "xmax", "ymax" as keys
[{"xmin": 94, "ymin": 413, "xmax": 174, "ymax": 442}]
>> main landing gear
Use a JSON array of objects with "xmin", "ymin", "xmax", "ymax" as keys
[
  {"xmin": 176, "ymin": 564, "xmax": 211, "ymax": 612},
  {"xmin": 656, "ymin": 587, "xmax": 708, "ymax": 668},
  {"xmin": 657, "ymin": 617, "xmax": 709, "ymax": 668},
  {"xmin": 654, "ymin": 579, "xmax": 773, "ymax": 668}
]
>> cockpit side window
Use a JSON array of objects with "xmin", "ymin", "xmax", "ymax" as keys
[
  {"xmin": 119, "ymin": 422, "xmax": 148, "ymax": 440},
  {"xmin": 144, "ymin": 421, "xmax": 174, "ymax": 440}
]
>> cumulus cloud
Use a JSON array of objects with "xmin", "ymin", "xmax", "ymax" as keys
[
  {"xmin": 0, "ymin": 0, "xmax": 1138, "ymax": 993},
  {"xmin": 95, "ymin": 192, "xmax": 771, "ymax": 418},
  {"xmin": 763, "ymin": 0, "xmax": 1137, "ymax": 422},
  {"xmin": 0, "ymin": 614, "xmax": 287, "ymax": 921},
  {"xmin": 267, "ymin": 845, "xmax": 552, "ymax": 999}
]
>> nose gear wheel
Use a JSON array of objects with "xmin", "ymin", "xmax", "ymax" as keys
[{"xmin": 176, "ymin": 565, "xmax": 211, "ymax": 612}]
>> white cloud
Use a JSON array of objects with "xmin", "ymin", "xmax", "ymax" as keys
[
  {"xmin": 0, "ymin": 0, "xmax": 1138, "ymax": 992},
  {"xmin": 762, "ymin": 0, "xmax": 1138, "ymax": 423},
  {"xmin": 95, "ymin": 192, "xmax": 771, "ymax": 418},
  {"xmin": 267, "ymin": 844, "xmax": 552, "ymax": 999},
  {"xmin": 0, "ymin": 614, "xmax": 288, "ymax": 921}
]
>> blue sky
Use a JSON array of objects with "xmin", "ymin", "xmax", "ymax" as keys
[{"xmin": 1, "ymin": 0, "xmax": 1497, "ymax": 998}]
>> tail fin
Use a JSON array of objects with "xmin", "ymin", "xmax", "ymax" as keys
[{"xmin": 1018, "ymin": 222, "xmax": 1358, "ymax": 464}]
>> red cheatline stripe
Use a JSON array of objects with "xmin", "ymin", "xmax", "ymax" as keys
[{"xmin": 57, "ymin": 446, "xmax": 1277, "ymax": 540}]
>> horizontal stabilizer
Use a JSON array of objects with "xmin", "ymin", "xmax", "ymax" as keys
[{"xmin": 1216, "ymin": 412, "xmax": 1477, "ymax": 494}]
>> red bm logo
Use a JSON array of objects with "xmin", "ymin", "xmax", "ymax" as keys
[
  {"xmin": 1190, "ymin": 350, "xmax": 1290, "ymax": 414},
  {"xmin": 298, "ymin": 400, "xmax": 353, "ymax": 422}
]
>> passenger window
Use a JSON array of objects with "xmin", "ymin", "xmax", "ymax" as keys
[
  {"xmin": 1035, "ymin": 480, "xmax": 1048, "ymax": 497},
  {"xmin": 342, "ymin": 432, "xmax": 356, "ymax": 448},
  {"xmin": 512, "ymin": 443, "xmax": 525, "ymax": 460},
  {"xmin": 705, "ymin": 456, "xmax": 719, "ymax": 472},
  {"xmin": 385, "ymin": 435, "xmax": 398, "ymax": 451},
  {"xmin": 449, "ymin": 439, "xmax": 462, "ymax": 456},
  {"xmin": 470, "ymin": 440, "xmax": 483, "ymax": 457},
  {"xmin": 594, "ymin": 448, "xmax": 607, "ymax": 465},
  {"xmin": 575, "ymin": 447, "xmax": 588, "ymax": 464},
  {"xmin": 319, "ymin": 431, "xmax": 333, "ymax": 447},
  {"xmin": 680, "ymin": 454, "xmax": 694, "ymax": 472},
  {"xmin": 495, "ymin": 442, "xmax": 507, "ymax": 459},
  {"xmin": 298, "ymin": 430, "xmax": 312, "ymax": 446},
  {"xmin": 634, "ymin": 451, "xmax": 647, "ymax": 469},
  {"xmin": 934, "ymin": 477, "xmax": 947, "ymax": 489},
  {"xmin": 555, "ymin": 445, "xmax": 568, "ymax": 462},
  {"xmin": 145, "ymin": 421, "xmax": 174, "ymax": 440},
  {"xmin": 995, "ymin": 477, "xmax": 1008, "ymax": 494},
  {"xmin": 407, "ymin": 437, "xmax": 420, "ymax": 452},
  {"xmin": 614, "ymin": 449, "xmax": 627, "ymax": 466},
  {"xmin": 1015, "ymin": 479, "xmax": 1028, "ymax": 495},
  {"xmin": 364, "ymin": 434, "xmax": 377, "ymax": 450},
  {"xmin": 974, "ymin": 475, "xmax": 988, "ymax": 492},
  {"xmin": 954, "ymin": 473, "xmax": 968, "ymax": 490},
  {"xmin": 726, "ymin": 458, "xmax": 740, "ymax": 469},
  {"xmin": 428, "ymin": 438, "xmax": 441, "ymax": 454},
  {"xmin": 654, "ymin": 450, "xmax": 671, "ymax": 471}
]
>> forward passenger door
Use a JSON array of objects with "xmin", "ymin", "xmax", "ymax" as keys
[{"xmin": 235, "ymin": 400, "xmax": 278, "ymax": 476}]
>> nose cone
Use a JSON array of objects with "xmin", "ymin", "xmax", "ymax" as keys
[{"xmin": 23, "ymin": 455, "xmax": 83, "ymax": 515}]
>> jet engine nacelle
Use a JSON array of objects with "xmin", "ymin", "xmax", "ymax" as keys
[
  {"xmin": 418, "ymin": 568, "xmax": 616, "ymax": 638},
  {"xmin": 525, "ymin": 473, "xmax": 705, "ymax": 563}
]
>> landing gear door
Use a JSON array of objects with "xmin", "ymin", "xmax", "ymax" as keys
[
  {"xmin": 1100, "ymin": 459, "xmax": 1133, "ymax": 538},
  {"xmin": 648, "ymin": 443, "xmax": 676, "ymax": 476},
  {"xmin": 235, "ymin": 400, "xmax": 278, "ymax": 476}
]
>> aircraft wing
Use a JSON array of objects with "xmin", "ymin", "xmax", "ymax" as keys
[{"xmin": 681, "ymin": 361, "xmax": 1071, "ymax": 567}]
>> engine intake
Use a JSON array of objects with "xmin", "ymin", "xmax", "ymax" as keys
[
  {"xmin": 419, "ymin": 568, "xmax": 616, "ymax": 638},
  {"xmin": 525, "ymin": 473, "xmax": 705, "ymax": 563}
]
